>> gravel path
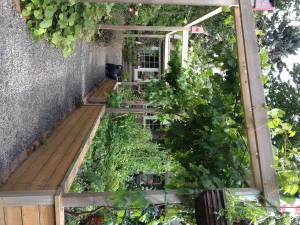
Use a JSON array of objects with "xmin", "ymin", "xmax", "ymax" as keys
[{"xmin": 0, "ymin": 0, "xmax": 123, "ymax": 181}]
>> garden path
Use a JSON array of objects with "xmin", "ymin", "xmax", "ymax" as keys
[{"xmin": 0, "ymin": 0, "xmax": 123, "ymax": 183}]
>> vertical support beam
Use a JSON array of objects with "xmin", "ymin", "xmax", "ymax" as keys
[
  {"xmin": 55, "ymin": 194, "xmax": 65, "ymax": 225},
  {"xmin": 182, "ymin": 30, "xmax": 189, "ymax": 68},
  {"xmin": 233, "ymin": 7, "xmax": 262, "ymax": 191},
  {"xmin": 164, "ymin": 34, "xmax": 171, "ymax": 70},
  {"xmin": 238, "ymin": 0, "xmax": 279, "ymax": 205}
]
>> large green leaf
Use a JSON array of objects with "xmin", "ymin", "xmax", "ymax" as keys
[
  {"xmin": 22, "ymin": 8, "xmax": 32, "ymax": 17},
  {"xmin": 39, "ymin": 18, "xmax": 52, "ymax": 29},
  {"xmin": 44, "ymin": 5, "xmax": 56, "ymax": 18},
  {"xmin": 33, "ymin": 9, "xmax": 43, "ymax": 20}
]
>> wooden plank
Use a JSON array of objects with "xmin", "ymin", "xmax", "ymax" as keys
[
  {"xmin": 91, "ymin": 80, "xmax": 118, "ymax": 98},
  {"xmin": 185, "ymin": 7, "xmax": 222, "ymax": 27},
  {"xmin": 88, "ymin": 97, "xmax": 148, "ymax": 106},
  {"xmin": 123, "ymin": 34, "xmax": 165, "ymax": 38},
  {"xmin": 44, "ymin": 106, "xmax": 104, "ymax": 191},
  {"xmin": 10, "ymin": 106, "xmax": 89, "ymax": 191},
  {"xmin": 106, "ymin": 108, "xmax": 159, "ymax": 114},
  {"xmin": 55, "ymin": 195, "xmax": 64, "ymax": 225},
  {"xmin": 230, "ymin": 188, "xmax": 261, "ymax": 196},
  {"xmin": 62, "ymin": 190, "xmax": 181, "ymax": 207},
  {"xmin": 0, "ymin": 190, "xmax": 55, "ymax": 206},
  {"xmin": 164, "ymin": 34, "xmax": 170, "ymax": 70},
  {"xmin": 74, "ymin": 0, "xmax": 243, "ymax": 6},
  {"xmin": 22, "ymin": 205, "xmax": 40, "ymax": 225},
  {"xmin": 30, "ymin": 106, "xmax": 97, "ymax": 190},
  {"xmin": 239, "ymin": 0, "xmax": 279, "ymax": 205},
  {"xmin": 233, "ymin": 6, "xmax": 262, "ymax": 190},
  {"xmin": 4, "ymin": 206, "xmax": 22, "ymax": 225},
  {"xmin": 39, "ymin": 205, "xmax": 55, "ymax": 225},
  {"xmin": 0, "ymin": 151, "xmax": 42, "ymax": 191},
  {"xmin": 182, "ymin": 30, "xmax": 189, "ymax": 67},
  {"xmin": 100, "ymin": 25, "xmax": 191, "ymax": 32},
  {"xmin": 0, "ymin": 206, "xmax": 5, "ymax": 225},
  {"xmin": 88, "ymin": 97, "xmax": 108, "ymax": 103},
  {"xmin": 118, "ymin": 82, "xmax": 147, "ymax": 85}
]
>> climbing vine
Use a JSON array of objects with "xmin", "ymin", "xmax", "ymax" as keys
[{"xmin": 21, "ymin": 0, "xmax": 116, "ymax": 57}]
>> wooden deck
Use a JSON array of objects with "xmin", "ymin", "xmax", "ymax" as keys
[{"xmin": 0, "ymin": 105, "xmax": 105, "ymax": 225}]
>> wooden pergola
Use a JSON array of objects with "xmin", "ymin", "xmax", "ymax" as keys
[
  {"xmin": 0, "ymin": 0, "xmax": 279, "ymax": 224},
  {"xmin": 101, "ymin": 0, "xmax": 279, "ymax": 205}
]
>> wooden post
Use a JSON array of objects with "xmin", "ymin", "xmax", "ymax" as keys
[
  {"xmin": 182, "ymin": 30, "xmax": 189, "ymax": 67},
  {"xmin": 233, "ymin": 7, "xmax": 262, "ymax": 190},
  {"xmin": 74, "ymin": 0, "xmax": 244, "ymax": 6},
  {"xmin": 238, "ymin": 0, "xmax": 279, "ymax": 205},
  {"xmin": 164, "ymin": 34, "xmax": 171, "ymax": 70}
]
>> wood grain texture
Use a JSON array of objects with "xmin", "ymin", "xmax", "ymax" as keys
[
  {"xmin": 22, "ymin": 205, "xmax": 40, "ymax": 225},
  {"xmin": 0, "ymin": 206, "xmax": 5, "ymax": 224},
  {"xmin": 55, "ymin": 195, "xmax": 64, "ymax": 225},
  {"xmin": 30, "ymin": 106, "xmax": 95, "ymax": 189},
  {"xmin": 233, "ymin": 6, "xmax": 262, "ymax": 190},
  {"xmin": 90, "ymin": 80, "xmax": 118, "ymax": 99},
  {"xmin": 0, "ymin": 190, "xmax": 55, "ymax": 206},
  {"xmin": 9, "ymin": 106, "xmax": 88, "ymax": 191},
  {"xmin": 4, "ymin": 206, "xmax": 22, "ymax": 225},
  {"xmin": 44, "ymin": 106, "xmax": 102, "ymax": 189},
  {"xmin": 55, "ymin": 105, "xmax": 105, "ymax": 193},
  {"xmin": 239, "ymin": 0, "xmax": 279, "ymax": 205},
  {"xmin": 39, "ymin": 205, "xmax": 55, "ymax": 225}
]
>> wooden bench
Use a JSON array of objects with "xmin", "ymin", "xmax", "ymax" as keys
[
  {"xmin": 88, "ymin": 79, "xmax": 118, "ymax": 103},
  {"xmin": 0, "ymin": 105, "xmax": 105, "ymax": 225}
]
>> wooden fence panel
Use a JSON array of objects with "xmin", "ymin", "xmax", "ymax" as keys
[
  {"xmin": 4, "ymin": 206, "xmax": 22, "ymax": 225},
  {"xmin": 22, "ymin": 205, "xmax": 40, "ymax": 225},
  {"xmin": 39, "ymin": 205, "xmax": 55, "ymax": 225}
]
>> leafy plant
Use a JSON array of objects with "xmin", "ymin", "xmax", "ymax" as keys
[
  {"xmin": 21, "ymin": 0, "xmax": 116, "ymax": 58},
  {"xmin": 71, "ymin": 113, "xmax": 168, "ymax": 192},
  {"xmin": 216, "ymin": 191, "xmax": 300, "ymax": 225},
  {"xmin": 268, "ymin": 108, "xmax": 299, "ymax": 196}
]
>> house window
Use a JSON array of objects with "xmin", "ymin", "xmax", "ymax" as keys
[
  {"xmin": 144, "ymin": 115, "xmax": 165, "ymax": 130},
  {"xmin": 138, "ymin": 47, "xmax": 159, "ymax": 69}
]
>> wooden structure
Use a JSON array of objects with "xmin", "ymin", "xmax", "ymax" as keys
[
  {"xmin": 0, "ymin": 80, "xmax": 116, "ymax": 225},
  {"xmin": 88, "ymin": 79, "xmax": 118, "ymax": 103},
  {"xmin": 0, "ymin": 0, "xmax": 279, "ymax": 224}
]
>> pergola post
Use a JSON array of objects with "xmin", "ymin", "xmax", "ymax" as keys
[
  {"xmin": 182, "ymin": 30, "xmax": 189, "ymax": 67},
  {"xmin": 164, "ymin": 33, "xmax": 171, "ymax": 70},
  {"xmin": 233, "ymin": 7, "xmax": 262, "ymax": 191},
  {"xmin": 236, "ymin": 0, "xmax": 279, "ymax": 205}
]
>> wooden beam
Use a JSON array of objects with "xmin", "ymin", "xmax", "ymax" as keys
[
  {"xmin": 75, "ymin": 0, "xmax": 241, "ymax": 6},
  {"xmin": 100, "ymin": 25, "xmax": 191, "ymax": 32},
  {"xmin": 233, "ymin": 7, "xmax": 262, "ymax": 191},
  {"xmin": 62, "ymin": 190, "xmax": 181, "ymax": 207},
  {"xmin": 123, "ymin": 34, "xmax": 165, "ymax": 38},
  {"xmin": 0, "ymin": 191, "xmax": 55, "ymax": 206},
  {"xmin": 185, "ymin": 7, "xmax": 223, "ymax": 27},
  {"xmin": 238, "ymin": 0, "xmax": 279, "ymax": 205},
  {"xmin": 182, "ymin": 30, "xmax": 189, "ymax": 67},
  {"xmin": 118, "ymin": 81, "xmax": 148, "ymax": 85},
  {"xmin": 106, "ymin": 108, "xmax": 159, "ymax": 114},
  {"xmin": 88, "ymin": 97, "xmax": 149, "ymax": 106},
  {"xmin": 164, "ymin": 34, "xmax": 170, "ymax": 70},
  {"xmin": 55, "ymin": 194, "xmax": 64, "ymax": 225}
]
